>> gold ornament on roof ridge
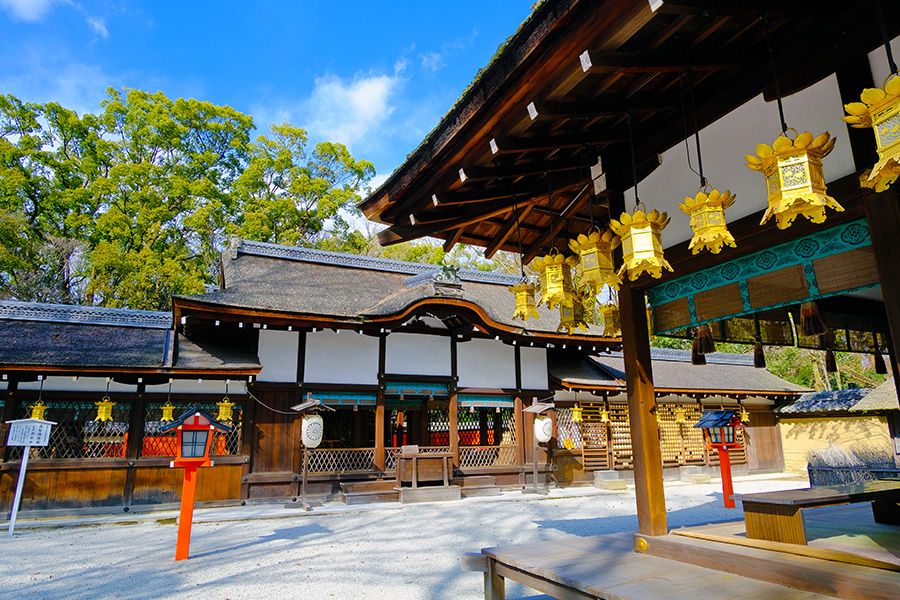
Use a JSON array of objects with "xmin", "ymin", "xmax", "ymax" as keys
[
  {"xmin": 745, "ymin": 131, "xmax": 843, "ymax": 229},
  {"xmin": 609, "ymin": 208, "xmax": 672, "ymax": 281},
  {"xmin": 843, "ymin": 75, "xmax": 900, "ymax": 192},
  {"xmin": 678, "ymin": 188, "xmax": 737, "ymax": 255},
  {"xmin": 568, "ymin": 228, "xmax": 621, "ymax": 295},
  {"xmin": 509, "ymin": 280, "xmax": 539, "ymax": 321},
  {"xmin": 532, "ymin": 251, "xmax": 577, "ymax": 309}
]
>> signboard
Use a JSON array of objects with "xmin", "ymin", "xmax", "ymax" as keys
[{"xmin": 6, "ymin": 418, "xmax": 55, "ymax": 447}]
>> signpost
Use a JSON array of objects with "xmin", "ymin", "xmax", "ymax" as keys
[{"xmin": 5, "ymin": 418, "xmax": 56, "ymax": 536}]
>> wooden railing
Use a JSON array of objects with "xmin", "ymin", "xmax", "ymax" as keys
[
  {"xmin": 384, "ymin": 446, "xmax": 450, "ymax": 471},
  {"xmin": 306, "ymin": 448, "xmax": 376, "ymax": 473},
  {"xmin": 459, "ymin": 445, "xmax": 518, "ymax": 468}
]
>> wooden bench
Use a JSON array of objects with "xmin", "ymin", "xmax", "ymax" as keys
[{"xmin": 734, "ymin": 480, "xmax": 900, "ymax": 544}]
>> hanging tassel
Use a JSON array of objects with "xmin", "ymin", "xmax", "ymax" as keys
[
  {"xmin": 874, "ymin": 352, "xmax": 887, "ymax": 375},
  {"xmin": 825, "ymin": 348, "xmax": 837, "ymax": 373},
  {"xmin": 694, "ymin": 324, "xmax": 716, "ymax": 355},
  {"xmin": 799, "ymin": 301, "xmax": 827, "ymax": 337},
  {"xmin": 753, "ymin": 343, "xmax": 766, "ymax": 369}
]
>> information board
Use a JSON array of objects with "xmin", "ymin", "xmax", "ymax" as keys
[{"xmin": 6, "ymin": 419, "xmax": 54, "ymax": 447}]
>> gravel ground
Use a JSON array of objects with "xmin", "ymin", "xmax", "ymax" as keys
[{"xmin": 1, "ymin": 476, "xmax": 806, "ymax": 600}]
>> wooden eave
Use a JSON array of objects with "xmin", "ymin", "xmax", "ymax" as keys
[{"xmin": 359, "ymin": 0, "xmax": 900, "ymax": 261}]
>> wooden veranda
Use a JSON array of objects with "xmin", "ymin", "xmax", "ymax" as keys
[{"xmin": 360, "ymin": 0, "xmax": 900, "ymax": 596}]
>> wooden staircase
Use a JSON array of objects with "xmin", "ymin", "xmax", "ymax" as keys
[{"xmin": 580, "ymin": 402, "xmax": 611, "ymax": 471}]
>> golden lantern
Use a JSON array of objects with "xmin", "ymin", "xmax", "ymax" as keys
[
  {"xmin": 558, "ymin": 296, "xmax": 589, "ymax": 335},
  {"xmin": 600, "ymin": 302, "xmax": 621, "ymax": 337},
  {"xmin": 216, "ymin": 397, "xmax": 235, "ymax": 423},
  {"xmin": 599, "ymin": 408, "xmax": 610, "ymax": 423},
  {"xmin": 30, "ymin": 401, "xmax": 47, "ymax": 420},
  {"xmin": 674, "ymin": 407, "xmax": 687, "ymax": 424},
  {"xmin": 563, "ymin": 437, "xmax": 575, "ymax": 450},
  {"xmin": 568, "ymin": 228, "xmax": 621, "ymax": 295},
  {"xmin": 678, "ymin": 189, "xmax": 737, "ymax": 254},
  {"xmin": 94, "ymin": 396, "xmax": 116, "ymax": 422},
  {"xmin": 509, "ymin": 280, "xmax": 539, "ymax": 321},
  {"xmin": 532, "ymin": 251, "xmax": 576, "ymax": 309},
  {"xmin": 740, "ymin": 407, "xmax": 751, "ymax": 424},
  {"xmin": 160, "ymin": 402, "xmax": 176, "ymax": 422},
  {"xmin": 609, "ymin": 208, "xmax": 672, "ymax": 281},
  {"xmin": 745, "ymin": 132, "xmax": 843, "ymax": 229},
  {"xmin": 571, "ymin": 404, "xmax": 583, "ymax": 424},
  {"xmin": 655, "ymin": 410, "xmax": 663, "ymax": 425},
  {"xmin": 843, "ymin": 75, "xmax": 900, "ymax": 192}
]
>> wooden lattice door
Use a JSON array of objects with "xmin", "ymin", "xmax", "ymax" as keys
[{"xmin": 579, "ymin": 402, "xmax": 610, "ymax": 471}]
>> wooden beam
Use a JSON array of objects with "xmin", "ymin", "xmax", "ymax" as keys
[
  {"xmin": 484, "ymin": 204, "xmax": 533, "ymax": 259},
  {"xmin": 522, "ymin": 183, "xmax": 592, "ymax": 264},
  {"xmin": 526, "ymin": 99, "xmax": 671, "ymax": 122},
  {"xmin": 442, "ymin": 228, "xmax": 464, "ymax": 252},
  {"xmin": 579, "ymin": 49, "xmax": 745, "ymax": 74},
  {"xmin": 656, "ymin": 0, "xmax": 831, "ymax": 18},
  {"xmin": 490, "ymin": 132, "xmax": 626, "ymax": 155},
  {"xmin": 459, "ymin": 160, "xmax": 586, "ymax": 183}
]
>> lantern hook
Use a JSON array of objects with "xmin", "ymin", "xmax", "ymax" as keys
[
  {"xmin": 876, "ymin": 0, "xmax": 898, "ymax": 76},
  {"xmin": 761, "ymin": 14, "xmax": 789, "ymax": 134}
]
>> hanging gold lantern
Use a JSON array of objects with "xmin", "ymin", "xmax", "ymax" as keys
[
  {"xmin": 609, "ymin": 208, "xmax": 672, "ymax": 281},
  {"xmin": 599, "ymin": 408, "xmax": 610, "ymax": 423},
  {"xmin": 740, "ymin": 407, "xmax": 751, "ymax": 424},
  {"xmin": 509, "ymin": 280, "xmax": 539, "ymax": 321},
  {"xmin": 568, "ymin": 228, "xmax": 621, "ymax": 295},
  {"xmin": 655, "ymin": 410, "xmax": 663, "ymax": 425},
  {"xmin": 532, "ymin": 251, "xmax": 576, "ymax": 309},
  {"xmin": 216, "ymin": 397, "xmax": 235, "ymax": 423},
  {"xmin": 674, "ymin": 407, "xmax": 687, "ymax": 424},
  {"xmin": 745, "ymin": 131, "xmax": 843, "ymax": 229},
  {"xmin": 558, "ymin": 295, "xmax": 589, "ymax": 335},
  {"xmin": 600, "ymin": 302, "xmax": 621, "ymax": 337},
  {"xmin": 94, "ymin": 396, "xmax": 116, "ymax": 422},
  {"xmin": 160, "ymin": 402, "xmax": 176, "ymax": 422},
  {"xmin": 571, "ymin": 404, "xmax": 583, "ymax": 424},
  {"xmin": 30, "ymin": 401, "xmax": 47, "ymax": 420},
  {"xmin": 843, "ymin": 75, "xmax": 900, "ymax": 192},
  {"xmin": 678, "ymin": 189, "xmax": 737, "ymax": 254}
]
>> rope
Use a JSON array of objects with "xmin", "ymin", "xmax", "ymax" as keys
[
  {"xmin": 240, "ymin": 382, "xmax": 302, "ymax": 415},
  {"xmin": 627, "ymin": 111, "xmax": 640, "ymax": 209},
  {"xmin": 877, "ymin": 0, "xmax": 898, "ymax": 75},
  {"xmin": 679, "ymin": 72, "xmax": 704, "ymax": 183}
]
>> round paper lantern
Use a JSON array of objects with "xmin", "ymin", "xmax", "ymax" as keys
[
  {"xmin": 301, "ymin": 413, "xmax": 324, "ymax": 448},
  {"xmin": 534, "ymin": 416, "xmax": 553, "ymax": 443}
]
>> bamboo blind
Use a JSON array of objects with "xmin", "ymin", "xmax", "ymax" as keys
[
  {"xmin": 813, "ymin": 248, "xmax": 878, "ymax": 295},
  {"xmin": 694, "ymin": 283, "xmax": 744, "ymax": 323},
  {"xmin": 747, "ymin": 265, "xmax": 808, "ymax": 309}
]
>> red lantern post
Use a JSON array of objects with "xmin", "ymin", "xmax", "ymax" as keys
[
  {"xmin": 694, "ymin": 410, "xmax": 742, "ymax": 508},
  {"xmin": 159, "ymin": 408, "xmax": 232, "ymax": 560}
]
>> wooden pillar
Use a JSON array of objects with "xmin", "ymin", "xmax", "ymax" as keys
[
  {"xmin": 620, "ymin": 283, "xmax": 668, "ymax": 536},
  {"xmin": 353, "ymin": 409, "xmax": 363, "ymax": 447},
  {"xmin": 514, "ymin": 396, "xmax": 525, "ymax": 465},
  {"xmin": 122, "ymin": 384, "xmax": 146, "ymax": 507},
  {"xmin": 492, "ymin": 408, "xmax": 502, "ymax": 445},
  {"xmin": 864, "ymin": 187, "xmax": 900, "ymax": 403},
  {"xmin": 240, "ymin": 385, "xmax": 256, "ymax": 499},
  {"xmin": 1, "ymin": 381, "xmax": 19, "ymax": 462},
  {"xmin": 449, "ymin": 392, "xmax": 459, "ymax": 467},
  {"xmin": 374, "ymin": 334, "xmax": 386, "ymax": 470}
]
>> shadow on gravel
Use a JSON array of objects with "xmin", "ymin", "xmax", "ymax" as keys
[{"xmin": 190, "ymin": 522, "xmax": 332, "ymax": 559}]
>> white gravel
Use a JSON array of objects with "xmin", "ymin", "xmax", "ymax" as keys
[{"xmin": 0, "ymin": 476, "xmax": 806, "ymax": 600}]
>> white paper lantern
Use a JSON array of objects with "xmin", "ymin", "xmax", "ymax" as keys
[
  {"xmin": 301, "ymin": 414, "xmax": 324, "ymax": 448},
  {"xmin": 534, "ymin": 416, "xmax": 553, "ymax": 443}
]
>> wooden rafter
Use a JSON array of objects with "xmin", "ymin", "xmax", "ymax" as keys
[
  {"xmin": 484, "ymin": 204, "xmax": 534, "ymax": 260},
  {"xmin": 579, "ymin": 49, "xmax": 746, "ymax": 74},
  {"xmin": 522, "ymin": 183, "xmax": 592, "ymax": 264},
  {"xmin": 526, "ymin": 99, "xmax": 671, "ymax": 122},
  {"xmin": 489, "ymin": 132, "xmax": 625, "ymax": 155}
]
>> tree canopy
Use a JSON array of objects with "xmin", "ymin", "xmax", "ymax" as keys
[{"xmin": 0, "ymin": 88, "xmax": 374, "ymax": 310}]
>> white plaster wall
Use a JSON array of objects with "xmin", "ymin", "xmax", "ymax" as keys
[
  {"xmin": 145, "ymin": 379, "xmax": 234, "ymax": 395},
  {"xmin": 257, "ymin": 329, "xmax": 299, "ymax": 382},
  {"xmin": 18, "ymin": 377, "xmax": 136, "ymax": 393},
  {"xmin": 520, "ymin": 346, "xmax": 549, "ymax": 390},
  {"xmin": 869, "ymin": 35, "xmax": 900, "ymax": 85},
  {"xmin": 457, "ymin": 338, "xmax": 516, "ymax": 388},
  {"xmin": 304, "ymin": 330, "xmax": 379, "ymax": 385},
  {"xmin": 385, "ymin": 333, "xmax": 451, "ymax": 376}
]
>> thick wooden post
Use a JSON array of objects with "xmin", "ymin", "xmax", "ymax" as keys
[
  {"xmin": 864, "ymin": 188, "xmax": 900, "ymax": 399},
  {"xmin": 374, "ymin": 404, "xmax": 385, "ymax": 470},
  {"xmin": 620, "ymin": 283, "xmax": 668, "ymax": 536},
  {"xmin": 122, "ymin": 386, "xmax": 146, "ymax": 507},
  {"xmin": 449, "ymin": 391, "xmax": 459, "ymax": 467},
  {"xmin": 479, "ymin": 409, "xmax": 489, "ymax": 446}
]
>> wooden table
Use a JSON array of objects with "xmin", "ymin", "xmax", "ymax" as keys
[
  {"xmin": 734, "ymin": 480, "xmax": 900, "ymax": 545},
  {"xmin": 395, "ymin": 450, "xmax": 452, "ymax": 488}
]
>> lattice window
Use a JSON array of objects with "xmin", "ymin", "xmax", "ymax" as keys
[
  {"xmin": 556, "ymin": 408, "xmax": 583, "ymax": 449},
  {"xmin": 457, "ymin": 407, "xmax": 481, "ymax": 445},
  {"xmin": 608, "ymin": 403, "xmax": 632, "ymax": 469},
  {"xmin": 307, "ymin": 448, "xmax": 375, "ymax": 473},
  {"xmin": 657, "ymin": 404, "xmax": 682, "ymax": 467},
  {"xmin": 142, "ymin": 401, "xmax": 243, "ymax": 457},
  {"xmin": 428, "ymin": 406, "xmax": 450, "ymax": 446},
  {"xmin": 9, "ymin": 400, "xmax": 130, "ymax": 460},
  {"xmin": 459, "ymin": 445, "xmax": 518, "ymax": 467}
]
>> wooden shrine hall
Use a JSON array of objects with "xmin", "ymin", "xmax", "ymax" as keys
[{"xmin": 360, "ymin": 0, "xmax": 900, "ymax": 597}]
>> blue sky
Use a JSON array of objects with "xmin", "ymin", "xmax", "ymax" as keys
[{"xmin": 0, "ymin": 0, "xmax": 533, "ymax": 187}]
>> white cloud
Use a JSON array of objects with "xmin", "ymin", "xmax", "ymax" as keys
[
  {"xmin": 0, "ymin": 0, "xmax": 65, "ymax": 22},
  {"xmin": 86, "ymin": 16, "xmax": 108, "ymax": 39},
  {"xmin": 419, "ymin": 52, "xmax": 444, "ymax": 73}
]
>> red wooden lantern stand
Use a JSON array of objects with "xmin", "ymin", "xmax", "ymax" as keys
[
  {"xmin": 694, "ymin": 410, "xmax": 742, "ymax": 509},
  {"xmin": 159, "ymin": 408, "xmax": 231, "ymax": 560}
]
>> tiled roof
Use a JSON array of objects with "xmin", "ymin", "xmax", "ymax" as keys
[
  {"xmin": 777, "ymin": 388, "xmax": 870, "ymax": 414},
  {"xmin": 0, "ymin": 300, "xmax": 171, "ymax": 329},
  {"xmin": 237, "ymin": 239, "xmax": 523, "ymax": 286},
  {"xmin": 850, "ymin": 379, "xmax": 899, "ymax": 412}
]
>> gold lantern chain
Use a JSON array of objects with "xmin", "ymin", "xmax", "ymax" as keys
[{"xmin": 677, "ymin": 71, "xmax": 736, "ymax": 255}]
